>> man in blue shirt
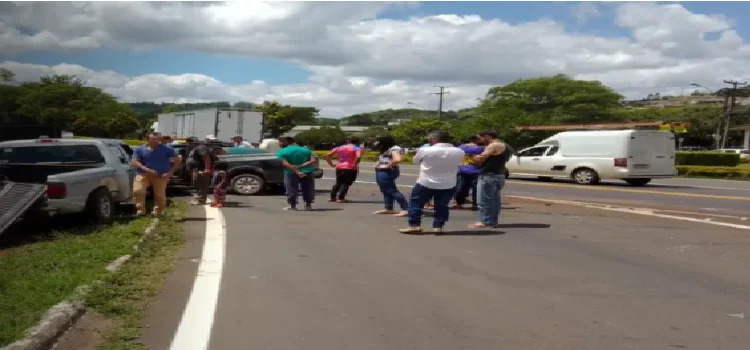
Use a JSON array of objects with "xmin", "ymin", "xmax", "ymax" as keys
[{"xmin": 132, "ymin": 133, "xmax": 180, "ymax": 216}]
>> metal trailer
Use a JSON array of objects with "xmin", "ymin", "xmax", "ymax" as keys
[{"xmin": 156, "ymin": 108, "xmax": 264, "ymax": 143}]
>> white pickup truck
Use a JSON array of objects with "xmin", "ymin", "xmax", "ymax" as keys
[{"xmin": 0, "ymin": 138, "xmax": 136, "ymax": 225}]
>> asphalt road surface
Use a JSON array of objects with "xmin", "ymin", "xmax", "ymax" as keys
[
  {"xmin": 325, "ymin": 163, "xmax": 750, "ymax": 217},
  {"xmin": 142, "ymin": 181, "xmax": 750, "ymax": 350}
]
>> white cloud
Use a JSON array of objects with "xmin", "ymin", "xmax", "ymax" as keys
[{"xmin": 1, "ymin": 2, "xmax": 750, "ymax": 116}]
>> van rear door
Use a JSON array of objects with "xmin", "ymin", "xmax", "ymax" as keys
[{"xmin": 628, "ymin": 132, "xmax": 676, "ymax": 176}]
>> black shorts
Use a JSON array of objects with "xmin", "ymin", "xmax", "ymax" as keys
[{"xmin": 335, "ymin": 169, "xmax": 358, "ymax": 185}]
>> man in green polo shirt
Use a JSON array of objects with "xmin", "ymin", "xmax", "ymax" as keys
[{"xmin": 277, "ymin": 136, "xmax": 318, "ymax": 211}]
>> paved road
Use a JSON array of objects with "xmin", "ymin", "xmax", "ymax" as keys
[
  {"xmin": 323, "ymin": 163, "xmax": 750, "ymax": 217},
  {"xmin": 142, "ymin": 187, "xmax": 750, "ymax": 350}
]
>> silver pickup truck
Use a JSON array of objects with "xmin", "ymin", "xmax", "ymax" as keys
[{"xmin": 0, "ymin": 138, "xmax": 136, "ymax": 224}]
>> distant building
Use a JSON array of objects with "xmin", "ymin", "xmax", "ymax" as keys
[{"xmin": 282, "ymin": 125, "xmax": 368, "ymax": 137}]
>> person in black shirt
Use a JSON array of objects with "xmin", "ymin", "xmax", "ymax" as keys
[{"xmin": 189, "ymin": 138, "xmax": 217, "ymax": 205}]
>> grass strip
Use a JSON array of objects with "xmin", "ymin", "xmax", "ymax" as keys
[
  {"xmin": 86, "ymin": 202, "xmax": 186, "ymax": 350},
  {"xmin": 0, "ymin": 218, "xmax": 151, "ymax": 346}
]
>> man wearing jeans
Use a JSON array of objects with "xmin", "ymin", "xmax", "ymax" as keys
[
  {"xmin": 277, "ymin": 137, "xmax": 318, "ymax": 211},
  {"xmin": 469, "ymin": 130, "xmax": 511, "ymax": 229},
  {"xmin": 399, "ymin": 131, "xmax": 464, "ymax": 235},
  {"xmin": 132, "ymin": 133, "xmax": 180, "ymax": 216}
]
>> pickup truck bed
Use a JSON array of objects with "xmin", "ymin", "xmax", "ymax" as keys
[{"xmin": 0, "ymin": 179, "xmax": 46, "ymax": 235}]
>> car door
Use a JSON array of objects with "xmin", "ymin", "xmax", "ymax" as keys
[
  {"xmin": 107, "ymin": 143, "xmax": 136, "ymax": 201},
  {"xmin": 509, "ymin": 146, "xmax": 550, "ymax": 175},
  {"xmin": 535, "ymin": 146, "xmax": 560, "ymax": 176}
]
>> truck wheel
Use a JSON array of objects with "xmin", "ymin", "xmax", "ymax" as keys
[
  {"xmin": 231, "ymin": 174, "xmax": 264, "ymax": 195},
  {"xmin": 625, "ymin": 178, "xmax": 651, "ymax": 186},
  {"xmin": 572, "ymin": 168, "xmax": 600, "ymax": 185},
  {"xmin": 87, "ymin": 188, "xmax": 114, "ymax": 224}
]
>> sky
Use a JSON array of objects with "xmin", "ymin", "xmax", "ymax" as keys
[{"xmin": 1, "ymin": 1, "xmax": 750, "ymax": 118}]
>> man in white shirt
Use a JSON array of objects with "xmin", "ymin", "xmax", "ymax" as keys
[
  {"xmin": 231, "ymin": 135, "xmax": 254, "ymax": 148},
  {"xmin": 399, "ymin": 130, "xmax": 464, "ymax": 235}
]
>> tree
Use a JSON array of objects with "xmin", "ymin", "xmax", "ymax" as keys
[
  {"xmin": 256, "ymin": 100, "xmax": 319, "ymax": 137},
  {"xmin": 0, "ymin": 68, "xmax": 14, "ymax": 83},
  {"xmin": 295, "ymin": 126, "xmax": 347, "ymax": 149},
  {"xmin": 360, "ymin": 125, "xmax": 389, "ymax": 143},
  {"xmin": 391, "ymin": 118, "xmax": 451, "ymax": 146},
  {"xmin": 106, "ymin": 112, "xmax": 140, "ymax": 138},
  {"xmin": 233, "ymin": 101, "xmax": 255, "ymax": 109}
]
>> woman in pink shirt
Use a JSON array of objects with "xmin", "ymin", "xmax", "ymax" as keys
[{"xmin": 324, "ymin": 137, "xmax": 363, "ymax": 203}]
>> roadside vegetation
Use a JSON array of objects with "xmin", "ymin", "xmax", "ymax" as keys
[
  {"xmin": 86, "ymin": 203, "xmax": 185, "ymax": 350},
  {"xmin": 0, "ymin": 217, "xmax": 152, "ymax": 346}
]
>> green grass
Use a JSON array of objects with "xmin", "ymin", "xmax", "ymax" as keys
[
  {"xmin": 739, "ymin": 163, "xmax": 750, "ymax": 169},
  {"xmin": 86, "ymin": 203, "xmax": 186, "ymax": 350},
  {"xmin": 0, "ymin": 218, "xmax": 152, "ymax": 346}
]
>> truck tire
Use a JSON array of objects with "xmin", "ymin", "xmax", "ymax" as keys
[
  {"xmin": 572, "ymin": 168, "xmax": 600, "ymax": 185},
  {"xmin": 87, "ymin": 188, "xmax": 114, "ymax": 224},
  {"xmin": 625, "ymin": 178, "xmax": 651, "ymax": 186},
  {"xmin": 231, "ymin": 173, "xmax": 264, "ymax": 195}
]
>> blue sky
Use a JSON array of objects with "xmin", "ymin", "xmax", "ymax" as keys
[{"xmin": 3, "ymin": 2, "xmax": 747, "ymax": 86}]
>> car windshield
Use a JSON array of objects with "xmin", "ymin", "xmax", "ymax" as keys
[{"xmin": 0, "ymin": 145, "xmax": 105, "ymax": 164}]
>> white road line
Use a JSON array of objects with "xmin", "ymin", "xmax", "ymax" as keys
[
  {"xmin": 325, "ymin": 177, "xmax": 750, "ymax": 230},
  {"xmin": 169, "ymin": 206, "xmax": 226, "ymax": 350},
  {"xmin": 509, "ymin": 195, "xmax": 750, "ymax": 231}
]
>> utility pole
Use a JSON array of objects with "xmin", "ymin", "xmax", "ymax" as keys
[
  {"xmin": 721, "ymin": 80, "xmax": 748, "ymax": 149},
  {"xmin": 431, "ymin": 85, "xmax": 449, "ymax": 118}
]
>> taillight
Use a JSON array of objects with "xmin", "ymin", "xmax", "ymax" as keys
[
  {"xmin": 614, "ymin": 158, "xmax": 628, "ymax": 167},
  {"xmin": 46, "ymin": 182, "xmax": 67, "ymax": 199}
]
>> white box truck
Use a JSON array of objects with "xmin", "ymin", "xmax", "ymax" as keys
[
  {"xmin": 156, "ymin": 108, "xmax": 264, "ymax": 143},
  {"xmin": 506, "ymin": 130, "xmax": 677, "ymax": 186}
]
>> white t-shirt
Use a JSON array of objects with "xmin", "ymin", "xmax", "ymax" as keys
[
  {"xmin": 234, "ymin": 140, "xmax": 254, "ymax": 148},
  {"xmin": 413, "ymin": 143, "xmax": 465, "ymax": 189}
]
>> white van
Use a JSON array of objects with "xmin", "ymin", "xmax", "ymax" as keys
[{"xmin": 506, "ymin": 130, "xmax": 677, "ymax": 186}]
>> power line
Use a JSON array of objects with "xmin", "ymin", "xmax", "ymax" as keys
[{"xmin": 430, "ymin": 85, "xmax": 450, "ymax": 118}]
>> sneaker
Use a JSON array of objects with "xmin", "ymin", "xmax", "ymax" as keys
[
  {"xmin": 399, "ymin": 227, "xmax": 423, "ymax": 234},
  {"xmin": 283, "ymin": 206, "xmax": 298, "ymax": 211},
  {"xmin": 304, "ymin": 204, "xmax": 313, "ymax": 211},
  {"xmin": 433, "ymin": 228, "xmax": 444, "ymax": 235}
]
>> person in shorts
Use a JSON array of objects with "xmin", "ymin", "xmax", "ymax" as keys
[{"xmin": 324, "ymin": 137, "xmax": 363, "ymax": 203}]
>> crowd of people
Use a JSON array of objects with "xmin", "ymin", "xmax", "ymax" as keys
[
  {"xmin": 279, "ymin": 129, "xmax": 513, "ymax": 234},
  {"xmin": 129, "ymin": 129, "xmax": 512, "ymax": 233}
]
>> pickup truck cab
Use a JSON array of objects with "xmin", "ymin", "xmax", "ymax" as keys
[
  {"xmin": 0, "ymin": 138, "xmax": 136, "ymax": 223},
  {"xmin": 169, "ymin": 143, "xmax": 323, "ymax": 195}
]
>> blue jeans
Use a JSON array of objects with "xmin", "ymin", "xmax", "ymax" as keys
[
  {"xmin": 407, "ymin": 183, "xmax": 456, "ymax": 228},
  {"xmin": 455, "ymin": 172, "xmax": 479, "ymax": 207},
  {"xmin": 477, "ymin": 174, "xmax": 506, "ymax": 226},
  {"xmin": 375, "ymin": 168, "xmax": 408, "ymax": 211},
  {"xmin": 284, "ymin": 173, "xmax": 315, "ymax": 207}
]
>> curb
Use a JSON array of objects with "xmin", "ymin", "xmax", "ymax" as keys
[{"xmin": 1, "ymin": 218, "xmax": 160, "ymax": 350}]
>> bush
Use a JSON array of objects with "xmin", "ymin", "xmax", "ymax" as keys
[
  {"xmin": 675, "ymin": 152, "xmax": 740, "ymax": 167},
  {"xmin": 740, "ymin": 158, "xmax": 749, "ymax": 164},
  {"xmin": 676, "ymin": 165, "xmax": 750, "ymax": 180}
]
